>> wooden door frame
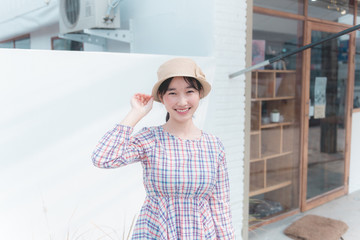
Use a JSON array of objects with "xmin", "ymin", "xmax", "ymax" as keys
[{"xmin": 300, "ymin": 21, "xmax": 354, "ymax": 211}]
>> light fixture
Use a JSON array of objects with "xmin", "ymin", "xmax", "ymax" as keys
[{"xmin": 327, "ymin": 0, "xmax": 349, "ymax": 15}]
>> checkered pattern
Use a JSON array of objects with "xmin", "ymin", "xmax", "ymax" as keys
[{"xmin": 92, "ymin": 124, "xmax": 235, "ymax": 239}]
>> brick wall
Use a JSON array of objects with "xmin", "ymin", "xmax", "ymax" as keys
[{"xmin": 210, "ymin": 0, "xmax": 248, "ymax": 238}]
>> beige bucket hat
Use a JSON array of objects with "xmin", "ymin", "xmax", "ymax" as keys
[{"xmin": 151, "ymin": 58, "xmax": 212, "ymax": 102}]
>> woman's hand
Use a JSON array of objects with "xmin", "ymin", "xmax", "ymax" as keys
[
  {"xmin": 121, "ymin": 93, "xmax": 154, "ymax": 127},
  {"xmin": 131, "ymin": 93, "xmax": 154, "ymax": 116}
]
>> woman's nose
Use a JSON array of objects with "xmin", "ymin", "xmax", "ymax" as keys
[{"xmin": 178, "ymin": 94, "xmax": 188, "ymax": 105}]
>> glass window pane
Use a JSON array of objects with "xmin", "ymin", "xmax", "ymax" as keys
[
  {"xmin": 307, "ymin": 31, "xmax": 348, "ymax": 198},
  {"xmin": 250, "ymin": 14, "xmax": 303, "ymax": 225},
  {"xmin": 254, "ymin": 0, "xmax": 304, "ymax": 15},
  {"xmin": 253, "ymin": 13, "xmax": 303, "ymax": 70},
  {"xmin": 0, "ymin": 41, "xmax": 13, "ymax": 48},
  {"xmin": 308, "ymin": 0, "xmax": 354, "ymax": 24},
  {"xmin": 357, "ymin": 1, "xmax": 360, "ymax": 24},
  {"xmin": 52, "ymin": 38, "xmax": 83, "ymax": 51},
  {"xmin": 354, "ymin": 31, "xmax": 360, "ymax": 109},
  {"xmin": 356, "ymin": 5, "xmax": 360, "ymax": 109},
  {"xmin": 15, "ymin": 38, "xmax": 30, "ymax": 49}
]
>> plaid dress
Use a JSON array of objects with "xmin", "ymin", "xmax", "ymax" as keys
[{"xmin": 92, "ymin": 124, "xmax": 235, "ymax": 239}]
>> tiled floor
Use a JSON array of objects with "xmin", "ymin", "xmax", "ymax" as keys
[{"xmin": 249, "ymin": 190, "xmax": 360, "ymax": 240}]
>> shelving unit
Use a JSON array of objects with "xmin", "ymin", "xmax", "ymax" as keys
[{"xmin": 250, "ymin": 69, "xmax": 299, "ymax": 223}]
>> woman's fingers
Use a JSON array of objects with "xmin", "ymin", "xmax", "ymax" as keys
[
  {"xmin": 134, "ymin": 93, "xmax": 152, "ymax": 105},
  {"xmin": 145, "ymin": 96, "xmax": 154, "ymax": 108}
]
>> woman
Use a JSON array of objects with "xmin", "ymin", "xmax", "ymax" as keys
[{"xmin": 92, "ymin": 58, "xmax": 235, "ymax": 239}]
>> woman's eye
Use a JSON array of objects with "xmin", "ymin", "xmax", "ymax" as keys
[
  {"xmin": 187, "ymin": 90, "xmax": 195, "ymax": 94},
  {"xmin": 168, "ymin": 92, "xmax": 176, "ymax": 95}
]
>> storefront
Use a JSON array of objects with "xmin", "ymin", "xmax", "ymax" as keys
[{"xmin": 249, "ymin": 0, "xmax": 360, "ymax": 229}]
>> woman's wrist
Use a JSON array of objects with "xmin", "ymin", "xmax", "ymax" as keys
[{"xmin": 120, "ymin": 108, "xmax": 146, "ymax": 127}]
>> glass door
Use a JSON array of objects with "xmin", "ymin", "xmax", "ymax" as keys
[{"xmin": 302, "ymin": 22, "xmax": 350, "ymax": 210}]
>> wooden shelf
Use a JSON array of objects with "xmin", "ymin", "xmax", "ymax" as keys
[
  {"xmin": 250, "ymin": 69, "xmax": 298, "ymax": 210},
  {"xmin": 249, "ymin": 181, "xmax": 292, "ymax": 197},
  {"xmin": 251, "ymin": 96, "xmax": 295, "ymax": 101},
  {"xmin": 250, "ymin": 158, "xmax": 264, "ymax": 163},
  {"xmin": 261, "ymin": 121, "xmax": 294, "ymax": 129},
  {"xmin": 250, "ymin": 151, "xmax": 293, "ymax": 163},
  {"xmin": 253, "ymin": 70, "xmax": 296, "ymax": 73}
]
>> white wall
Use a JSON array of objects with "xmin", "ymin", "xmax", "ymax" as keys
[
  {"xmin": 210, "ymin": 0, "xmax": 248, "ymax": 238},
  {"xmin": 349, "ymin": 112, "xmax": 360, "ymax": 193},
  {"xmin": 0, "ymin": 0, "xmax": 47, "ymax": 22},
  {"xmin": 0, "ymin": 49, "xmax": 217, "ymax": 240},
  {"xmin": 31, "ymin": 23, "xmax": 59, "ymax": 50},
  {"xmin": 0, "ymin": 0, "xmax": 58, "ymax": 42},
  {"xmin": 119, "ymin": 0, "xmax": 214, "ymax": 56}
]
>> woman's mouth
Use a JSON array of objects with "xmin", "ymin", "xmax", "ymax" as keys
[{"xmin": 176, "ymin": 108, "xmax": 191, "ymax": 113}]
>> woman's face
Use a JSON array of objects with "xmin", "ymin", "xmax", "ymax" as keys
[{"xmin": 161, "ymin": 77, "xmax": 201, "ymax": 124}]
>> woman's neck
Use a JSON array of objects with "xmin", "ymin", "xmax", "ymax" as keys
[{"xmin": 163, "ymin": 119, "xmax": 201, "ymax": 140}]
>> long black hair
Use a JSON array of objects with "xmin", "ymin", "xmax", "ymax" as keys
[{"xmin": 157, "ymin": 77, "xmax": 204, "ymax": 122}]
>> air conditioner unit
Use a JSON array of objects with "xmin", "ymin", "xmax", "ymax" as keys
[{"xmin": 59, "ymin": 0, "xmax": 121, "ymax": 34}]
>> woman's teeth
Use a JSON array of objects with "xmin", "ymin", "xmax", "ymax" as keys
[{"xmin": 177, "ymin": 108, "xmax": 189, "ymax": 112}]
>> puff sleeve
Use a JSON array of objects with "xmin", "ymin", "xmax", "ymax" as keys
[{"xmin": 92, "ymin": 124, "xmax": 154, "ymax": 168}]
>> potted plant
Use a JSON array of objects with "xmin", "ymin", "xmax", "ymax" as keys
[{"xmin": 270, "ymin": 109, "xmax": 280, "ymax": 122}]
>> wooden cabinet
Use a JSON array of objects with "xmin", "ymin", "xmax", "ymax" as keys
[{"xmin": 250, "ymin": 70, "xmax": 299, "ymax": 223}]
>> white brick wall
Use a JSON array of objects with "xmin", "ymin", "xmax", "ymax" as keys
[{"xmin": 211, "ymin": 0, "xmax": 248, "ymax": 239}]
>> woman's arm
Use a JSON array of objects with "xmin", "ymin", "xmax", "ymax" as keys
[
  {"xmin": 121, "ymin": 93, "xmax": 153, "ymax": 127},
  {"xmin": 91, "ymin": 125, "xmax": 153, "ymax": 168},
  {"xmin": 91, "ymin": 93, "xmax": 154, "ymax": 168}
]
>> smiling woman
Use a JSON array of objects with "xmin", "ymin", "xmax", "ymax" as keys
[
  {"xmin": 156, "ymin": 76, "xmax": 203, "ymax": 122},
  {"xmin": 92, "ymin": 57, "xmax": 235, "ymax": 239}
]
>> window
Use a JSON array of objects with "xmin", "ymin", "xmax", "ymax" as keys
[
  {"xmin": 0, "ymin": 41, "xmax": 13, "ymax": 48},
  {"xmin": 252, "ymin": 13, "xmax": 303, "ymax": 70},
  {"xmin": 0, "ymin": 35, "xmax": 30, "ymax": 49},
  {"xmin": 254, "ymin": 0, "xmax": 304, "ymax": 15},
  {"xmin": 354, "ymin": 5, "xmax": 360, "ymax": 111},
  {"xmin": 250, "ymin": 13, "xmax": 303, "ymax": 225},
  {"xmin": 51, "ymin": 37, "xmax": 83, "ymax": 51},
  {"xmin": 354, "ymin": 31, "xmax": 360, "ymax": 110},
  {"xmin": 308, "ymin": 0, "xmax": 354, "ymax": 23}
]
